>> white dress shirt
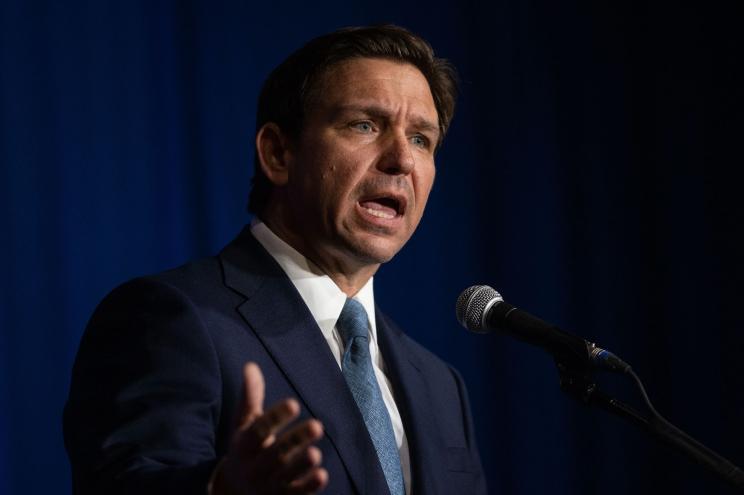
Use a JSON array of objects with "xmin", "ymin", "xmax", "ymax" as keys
[{"xmin": 251, "ymin": 220, "xmax": 411, "ymax": 494}]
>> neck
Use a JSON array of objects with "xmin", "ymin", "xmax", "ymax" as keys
[
  {"xmin": 323, "ymin": 265, "xmax": 378, "ymax": 298},
  {"xmin": 259, "ymin": 213, "xmax": 379, "ymax": 297}
]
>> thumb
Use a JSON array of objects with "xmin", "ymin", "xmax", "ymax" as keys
[{"xmin": 237, "ymin": 362, "xmax": 265, "ymax": 429}]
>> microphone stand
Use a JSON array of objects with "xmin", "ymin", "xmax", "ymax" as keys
[{"xmin": 555, "ymin": 362, "xmax": 744, "ymax": 491}]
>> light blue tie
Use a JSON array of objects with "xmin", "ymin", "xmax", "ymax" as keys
[{"xmin": 337, "ymin": 298, "xmax": 405, "ymax": 495}]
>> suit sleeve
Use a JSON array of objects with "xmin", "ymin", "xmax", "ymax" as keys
[
  {"xmin": 450, "ymin": 366, "xmax": 488, "ymax": 495},
  {"xmin": 64, "ymin": 277, "xmax": 222, "ymax": 495}
]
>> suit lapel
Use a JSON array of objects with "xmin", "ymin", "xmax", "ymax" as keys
[
  {"xmin": 377, "ymin": 311, "xmax": 445, "ymax": 495},
  {"xmin": 220, "ymin": 228, "xmax": 389, "ymax": 494}
]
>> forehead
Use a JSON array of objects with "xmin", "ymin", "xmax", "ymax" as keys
[{"xmin": 309, "ymin": 58, "xmax": 438, "ymax": 122}]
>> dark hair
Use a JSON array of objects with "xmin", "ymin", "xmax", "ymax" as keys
[{"xmin": 247, "ymin": 24, "xmax": 459, "ymax": 215}]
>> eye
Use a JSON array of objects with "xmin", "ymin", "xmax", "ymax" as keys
[
  {"xmin": 351, "ymin": 121, "xmax": 375, "ymax": 133},
  {"xmin": 410, "ymin": 134, "xmax": 430, "ymax": 149}
]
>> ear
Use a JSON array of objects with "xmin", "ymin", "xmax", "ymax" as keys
[{"xmin": 255, "ymin": 122, "xmax": 293, "ymax": 186}]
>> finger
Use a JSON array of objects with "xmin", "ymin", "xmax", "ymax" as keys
[
  {"xmin": 237, "ymin": 362, "xmax": 265, "ymax": 428},
  {"xmin": 285, "ymin": 466, "xmax": 329, "ymax": 495},
  {"xmin": 237, "ymin": 398, "xmax": 300, "ymax": 455},
  {"xmin": 273, "ymin": 419, "xmax": 324, "ymax": 466},
  {"xmin": 275, "ymin": 445, "xmax": 323, "ymax": 486}
]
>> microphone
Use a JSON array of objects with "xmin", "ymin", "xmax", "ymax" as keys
[{"xmin": 456, "ymin": 285, "xmax": 630, "ymax": 373}]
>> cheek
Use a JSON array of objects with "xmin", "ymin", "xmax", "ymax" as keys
[
  {"xmin": 330, "ymin": 163, "xmax": 366, "ymax": 202},
  {"xmin": 318, "ymin": 171, "xmax": 357, "ymax": 222},
  {"xmin": 414, "ymin": 167, "xmax": 436, "ymax": 211}
]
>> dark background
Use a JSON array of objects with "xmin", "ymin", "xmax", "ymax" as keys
[{"xmin": 2, "ymin": 1, "xmax": 743, "ymax": 493}]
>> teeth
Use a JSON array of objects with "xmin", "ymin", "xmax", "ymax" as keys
[{"xmin": 363, "ymin": 206, "xmax": 396, "ymax": 219}]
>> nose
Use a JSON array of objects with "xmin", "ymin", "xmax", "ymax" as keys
[{"xmin": 377, "ymin": 132, "xmax": 415, "ymax": 175}]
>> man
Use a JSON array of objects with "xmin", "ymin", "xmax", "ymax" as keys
[{"xmin": 64, "ymin": 25, "xmax": 487, "ymax": 494}]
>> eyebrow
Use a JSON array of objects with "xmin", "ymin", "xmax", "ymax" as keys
[{"xmin": 332, "ymin": 104, "xmax": 440, "ymax": 137}]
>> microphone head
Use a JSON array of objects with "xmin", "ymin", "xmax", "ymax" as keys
[{"xmin": 456, "ymin": 285, "xmax": 503, "ymax": 332}]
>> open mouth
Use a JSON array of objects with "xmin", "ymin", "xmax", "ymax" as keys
[{"xmin": 359, "ymin": 195, "xmax": 406, "ymax": 220}]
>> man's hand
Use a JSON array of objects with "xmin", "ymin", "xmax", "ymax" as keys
[{"xmin": 210, "ymin": 362, "xmax": 328, "ymax": 494}]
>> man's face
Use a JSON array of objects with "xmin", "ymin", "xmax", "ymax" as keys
[{"xmin": 282, "ymin": 57, "xmax": 439, "ymax": 272}]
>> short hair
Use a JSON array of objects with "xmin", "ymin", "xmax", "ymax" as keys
[{"xmin": 247, "ymin": 24, "xmax": 459, "ymax": 215}]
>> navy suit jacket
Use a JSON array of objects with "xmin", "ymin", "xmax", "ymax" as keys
[{"xmin": 64, "ymin": 227, "xmax": 487, "ymax": 494}]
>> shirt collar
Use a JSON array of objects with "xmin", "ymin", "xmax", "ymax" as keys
[{"xmin": 250, "ymin": 219, "xmax": 378, "ymax": 341}]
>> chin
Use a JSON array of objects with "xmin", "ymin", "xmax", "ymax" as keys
[{"xmin": 345, "ymin": 235, "xmax": 406, "ymax": 265}]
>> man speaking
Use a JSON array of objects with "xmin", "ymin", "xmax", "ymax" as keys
[{"xmin": 64, "ymin": 25, "xmax": 486, "ymax": 494}]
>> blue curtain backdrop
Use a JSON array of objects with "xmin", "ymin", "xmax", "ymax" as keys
[{"xmin": 2, "ymin": 1, "xmax": 742, "ymax": 493}]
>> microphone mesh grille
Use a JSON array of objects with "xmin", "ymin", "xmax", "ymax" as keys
[
  {"xmin": 455, "ymin": 286, "xmax": 479, "ymax": 326},
  {"xmin": 456, "ymin": 285, "xmax": 501, "ymax": 331}
]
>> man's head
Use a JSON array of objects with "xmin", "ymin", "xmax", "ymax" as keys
[{"xmin": 250, "ymin": 25, "xmax": 458, "ymax": 287}]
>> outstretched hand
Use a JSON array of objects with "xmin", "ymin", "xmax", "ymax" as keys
[{"xmin": 210, "ymin": 362, "xmax": 328, "ymax": 494}]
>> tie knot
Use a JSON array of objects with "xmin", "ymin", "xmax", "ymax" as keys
[{"xmin": 337, "ymin": 298, "xmax": 369, "ymax": 342}]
